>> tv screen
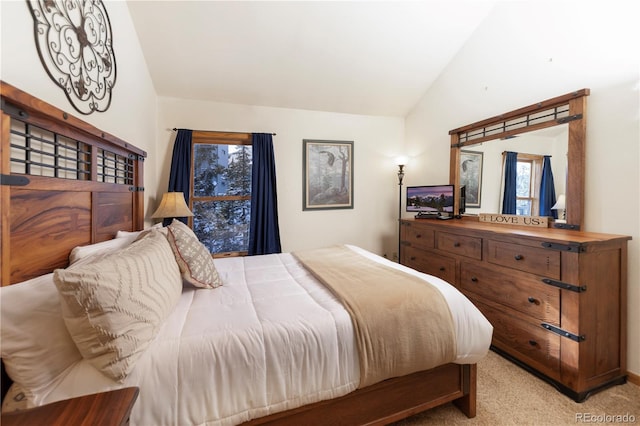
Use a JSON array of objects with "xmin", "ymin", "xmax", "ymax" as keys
[{"xmin": 406, "ymin": 185, "xmax": 455, "ymax": 214}]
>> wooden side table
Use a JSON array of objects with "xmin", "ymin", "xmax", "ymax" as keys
[{"xmin": 1, "ymin": 387, "xmax": 139, "ymax": 426}]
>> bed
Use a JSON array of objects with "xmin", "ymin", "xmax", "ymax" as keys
[{"xmin": 0, "ymin": 81, "xmax": 492, "ymax": 425}]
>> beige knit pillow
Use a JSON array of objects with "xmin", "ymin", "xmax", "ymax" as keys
[
  {"xmin": 166, "ymin": 219, "xmax": 222, "ymax": 289},
  {"xmin": 54, "ymin": 231, "xmax": 182, "ymax": 381}
]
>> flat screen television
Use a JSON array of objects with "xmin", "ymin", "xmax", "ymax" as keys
[{"xmin": 406, "ymin": 185, "xmax": 455, "ymax": 216}]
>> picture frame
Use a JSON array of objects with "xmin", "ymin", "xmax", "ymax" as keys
[
  {"xmin": 303, "ymin": 139, "xmax": 354, "ymax": 210},
  {"xmin": 460, "ymin": 150, "xmax": 483, "ymax": 208}
]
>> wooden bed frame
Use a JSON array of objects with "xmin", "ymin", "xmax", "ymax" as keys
[
  {"xmin": 0, "ymin": 81, "xmax": 146, "ymax": 285},
  {"xmin": 0, "ymin": 81, "xmax": 477, "ymax": 424}
]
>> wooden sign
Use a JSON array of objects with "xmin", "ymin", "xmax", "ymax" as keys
[{"xmin": 479, "ymin": 213, "xmax": 548, "ymax": 228}]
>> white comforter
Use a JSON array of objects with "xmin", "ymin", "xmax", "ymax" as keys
[{"xmin": 31, "ymin": 245, "xmax": 492, "ymax": 426}]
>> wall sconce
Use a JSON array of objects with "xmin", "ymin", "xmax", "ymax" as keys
[
  {"xmin": 552, "ymin": 194, "xmax": 566, "ymax": 223},
  {"xmin": 151, "ymin": 192, "xmax": 194, "ymax": 221}
]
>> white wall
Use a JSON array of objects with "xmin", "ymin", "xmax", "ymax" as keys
[
  {"xmin": 405, "ymin": 1, "xmax": 640, "ymax": 375},
  {"xmin": 157, "ymin": 97, "xmax": 405, "ymax": 257},
  {"xmin": 0, "ymin": 0, "xmax": 159, "ymax": 207}
]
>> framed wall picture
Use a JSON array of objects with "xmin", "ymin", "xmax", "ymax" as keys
[
  {"xmin": 460, "ymin": 150, "xmax": 483, "ymax": 208},
  {"xmin": 303, "ymin": 140, "xmax": 354, "ymax": 210}
]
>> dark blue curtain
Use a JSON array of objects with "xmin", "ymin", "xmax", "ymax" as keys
[
  {"xmin": 248, "ymin": 133, "xmax": 282, "ymax": 255},
  {"xmin": 539, "ymin": 155, "xmax": 558, "ymax": 218},
  {"xmin": 166, "ymin": 129, "xmax": 193, "ymax": 225},
  {"xmin": 502, "ymin": 151, "xmax": 517, "ymax": 214}
]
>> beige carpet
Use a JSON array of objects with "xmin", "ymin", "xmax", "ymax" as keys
[{"xmin": 393, "ymin": 351, "xmax": 640, "ymax": 425}]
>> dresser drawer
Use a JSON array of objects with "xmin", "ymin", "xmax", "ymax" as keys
[
  {"xmin": 403, "ymin": 246, "xmax": 456, "ymax": 284},
  {"xmin": 436, "ymin": 232, "xmax": 482, "ymax": 260},
  {"xmin": 473, "ymin": 299, "xmax": 560, "ymax": 375},
  {"xmin": 401, "ymin": 223, "xmax": 434, "ymax": 250},
  {"xmin": 460, "ymin": 262, "xmax": 560, "ymax": 325},
  {"xmin": 486, "ymin": 240, "xmax": 560, "ymax": 279}
]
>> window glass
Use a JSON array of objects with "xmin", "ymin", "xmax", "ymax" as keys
[
  {"xmin": 224, "ymin": 145, "xmax": 252, "ymax": 196},
  {"xmin": 516, "ymin": 161, "xmax": 531, "ymax": 197},
  {"xmin": 193, "ymin": 199, "xmax": 250, "ymax": 253},
  {"xmin": 516, "ymin": 199, "xmax": 532, "ymax": 216},
  {"xmin": 515, "ymin": 159, "xmax": 534, "ymax": 216},
  {"xmin": 191, "ymin": 136, "xmax": 252, "ymax": 255},
  {"xmin": 193, "ymin": 144, "xmax": 227, "ymax": 197}
]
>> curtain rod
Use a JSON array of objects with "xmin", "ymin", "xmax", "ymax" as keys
[{"xmin": 172, "ymin": 128, "xmax": 276, "ymax": 136}]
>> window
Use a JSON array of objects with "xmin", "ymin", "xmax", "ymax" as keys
[
  {"xmin": 514, "ymin": 153, "xmax": 543, "ymax": 216},
  {"xmin": 190, "ymin": 132, "xmax": 252, "ymax": 256}
]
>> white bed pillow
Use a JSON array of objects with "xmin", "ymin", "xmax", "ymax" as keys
[
  {"xmin": 0, "ymin": 273, "xmax": 83, "ymax": 408},
  {"xmin": 54, "ymin": 231, "xmax": 182, "ymax": 381},
  {"xmin": 115, "ymin": 223, "xmax": 164, "ymax": 239},
  {"xmin": 68, "ymin": 235, "xmax": 138, "ymax": 265},
  {"xmin": 70, "ymin": 224, "xmax": 165, "ymax": 265},
  {"xmin": 166, "ymin": 219, "xmax": 222, "ymax": 289},
  {"xmin": 116, "ymin": 230, "xmax": 140, "ymax": 239}
]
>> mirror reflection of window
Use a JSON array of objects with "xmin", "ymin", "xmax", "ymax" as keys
[
  {"xmin": 516, "ymin": 160, "xmax": 532, "ymax": 215},
  {"xmin": 466, "ymin": 125, "xmax": 566, "ymax": 215},
  {"xmin": 515, "ymin": 154, "xmax": 543, "ymax": 216}
]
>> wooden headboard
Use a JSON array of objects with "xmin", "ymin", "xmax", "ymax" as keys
[{"xmin": 0, "ymin": 81, "xmax": 146, "ymax": 286}]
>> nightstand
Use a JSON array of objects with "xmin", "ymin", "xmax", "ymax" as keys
[{"xmin": 1, "ymin": 387, "xmax": 139, "ymax": 426}]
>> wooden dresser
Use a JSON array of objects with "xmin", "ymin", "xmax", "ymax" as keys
[{"xmin": 400, "ymin": 217, "xmax": 630, "ymax": 402}]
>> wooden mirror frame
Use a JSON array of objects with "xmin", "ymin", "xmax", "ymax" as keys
[{"xmin": 449, "ymin": 89, "xmax": 589, "ymax": 230}]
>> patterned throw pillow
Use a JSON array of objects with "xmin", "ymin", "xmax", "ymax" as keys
[
  {"xmin": 166, "ymin": 219, "xmax": 222, "ymax": 289},
  {"xmin": 54, "ymin": 231, "xmax": 182, "ymax": 381}
]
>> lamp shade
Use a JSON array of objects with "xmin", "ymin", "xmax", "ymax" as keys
[
  {"xmin": 151, "ymin": 192, "xmax": 194, "ymax": 219},
  {"xmin": 552, "ymin": 194, "xmax": 566, "ymax": 210},
  {"xmin": 395, "ymin": 155, "xmax": 409, "ymax": 166}
]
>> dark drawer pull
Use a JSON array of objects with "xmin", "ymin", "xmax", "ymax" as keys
[
  {"xmin": 541, "ymin": 278, "xmax": 587, "ymax": 293},
  {"xmin": 410, "ymin": 256, "xmax": 416, "ymax": 261},
  {"xmin": 416, "ymin": 234, "xmax": 422, "ymax": 238},
  {"xmin": 439, "ymin": 266, "xmax": 446, "ymax": 271},
  {"xmin": 527, "ymin": 296, "xmax": 540, "ymax": 305},
  {"xmin": 541, "ymin": 323, "xmax": 586, "ymax": 342},
  {"xmin": 470, "ymin": 276, "xmax": 478, "ymax": 282},
  {"xmin": 528, "ymin": 340, "xmax": 538, "ymax": 347},
  {"xmin": 514, "ymin": 254, "xmax": 524, "ymax": 260},
  {"xmin": 453, "ymin": 242, "xmax": 461, "ymax": 247}
]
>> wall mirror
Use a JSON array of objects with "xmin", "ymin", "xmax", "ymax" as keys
[{"xmin": 449, "ymin": 89, "xmax": 589, "ymax": 230}]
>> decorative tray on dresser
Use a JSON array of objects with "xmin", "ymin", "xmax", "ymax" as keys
[{"xmin": 400, "ymin": 217, "xmax": 630, "ymax": 402}]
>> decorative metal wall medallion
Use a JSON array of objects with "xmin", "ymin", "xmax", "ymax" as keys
[{"xmin": 27, "ymin": 0, "xmax": 117, "ymax": 115}]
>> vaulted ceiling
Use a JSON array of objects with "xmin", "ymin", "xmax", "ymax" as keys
[{"xmin": 127, "ymin": 1, "xmax": 495, "ymax": 117}]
